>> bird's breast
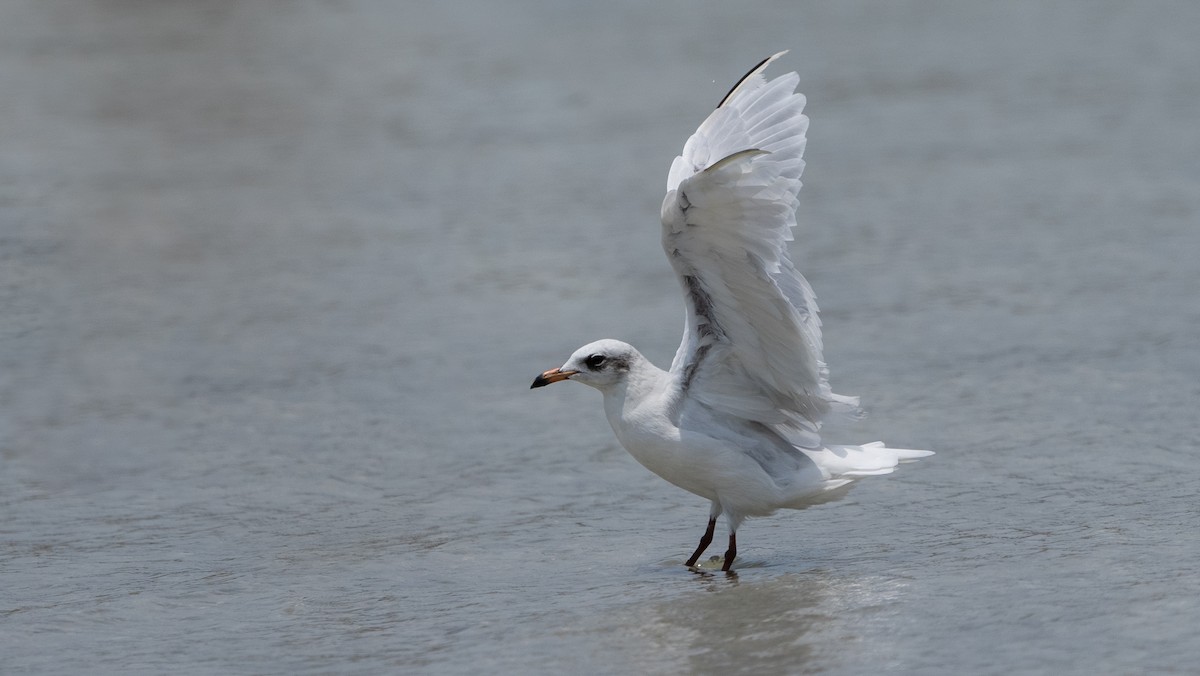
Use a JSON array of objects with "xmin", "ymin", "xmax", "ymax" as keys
[{"xmin": 604, "ymin": 401, "xmax": 720, "ymax": 501}]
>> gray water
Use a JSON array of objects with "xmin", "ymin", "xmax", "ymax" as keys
[{"xmin": 2, "ymin": 1, "xmax": 1198, "ymax": 674}]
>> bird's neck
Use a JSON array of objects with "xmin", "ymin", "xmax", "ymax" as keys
[{"xmin": 601, "ymin": 360, "xmax": 669, "ymax": 423}]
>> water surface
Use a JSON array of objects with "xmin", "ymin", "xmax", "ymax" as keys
[{"xmin": 3, "ymin": 2, "xmax": 1198, "ymax": 674}]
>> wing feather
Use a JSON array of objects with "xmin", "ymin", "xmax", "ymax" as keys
[{"xmin": 661, "ymin": 54, "xmax": 860, "ymax": 446}]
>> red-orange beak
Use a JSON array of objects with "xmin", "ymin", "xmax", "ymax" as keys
[{"xmin": 530, "ymin": 368, "xmax": 579, "ymax": 389}]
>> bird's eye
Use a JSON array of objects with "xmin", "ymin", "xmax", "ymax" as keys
[{"xmin": 585, "ymin": 354, "xmax": 607, "ymax": 369}]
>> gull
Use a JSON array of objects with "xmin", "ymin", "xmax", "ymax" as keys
[{"xmin": 531, "ymin": 53, "xmax": 931, "ymax": 572}]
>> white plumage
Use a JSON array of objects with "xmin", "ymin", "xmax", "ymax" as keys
[{"xmin": 532, "ymin": 53, "xmax": 931, "ymax": 571}]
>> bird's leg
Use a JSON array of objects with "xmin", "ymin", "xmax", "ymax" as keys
[
  {"xmin": 684, "ymin": 518, "xmax": 717, "ymax": 567},
  {"xmin": 720, "ymin": 532, "xmax": 737, "ymax": 572}
]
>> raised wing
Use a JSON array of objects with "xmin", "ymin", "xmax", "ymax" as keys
[{"xmin": 661, "ymin": 53, "xmax": 859, "ymax": 447}]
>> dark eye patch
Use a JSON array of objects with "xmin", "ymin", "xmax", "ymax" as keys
[{"xmin": 585, "ymin": 354, "xmax": 607, "ymax": 369}]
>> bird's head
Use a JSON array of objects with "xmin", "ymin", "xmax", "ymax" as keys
[{"xmin": 530, "ymin": 339, "xmax": 640, "ymax": 392}]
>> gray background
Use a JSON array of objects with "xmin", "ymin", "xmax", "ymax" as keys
[{"xmin": 3, "ymin": 1, "xmax": 1197, "ymax": 674}]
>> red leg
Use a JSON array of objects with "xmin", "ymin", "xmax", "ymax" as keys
[
  {"xmin": 720, "ymin": 531, "xmax": 737, "ymax": 571},
  {"xmin": 684, "ymin": 518, "xmax": 717, "ymax": 567}
]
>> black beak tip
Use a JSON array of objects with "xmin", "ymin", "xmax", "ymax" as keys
[{"xmin": 530, "ymin": 375, "xmax": 550, "ymax": 389}]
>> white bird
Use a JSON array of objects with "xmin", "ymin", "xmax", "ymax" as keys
[{"xmin": 531, "ymin": 53, "xmax": 931, "ymax": 571}]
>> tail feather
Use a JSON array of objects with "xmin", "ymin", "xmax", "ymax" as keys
[
  {"xmin": 784, "ymin": 442, "xmax": 932, "ymax": 509},
  {"xmin": 806, "ymin": 441, "xmax": 934, "ymax": 479},
  {"xmin": 859, "ymin": 440, "xmax": 935, "ymax": 463}
]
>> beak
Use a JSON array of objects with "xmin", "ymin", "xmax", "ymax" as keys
[{"xmin": 531, "ymin": 368, "xmax": 578, "ymax": 389}]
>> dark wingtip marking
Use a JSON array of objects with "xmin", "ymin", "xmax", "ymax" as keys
[{"xmin": 716, "ymin": 51, "xmax": 787, "ymax": 109}]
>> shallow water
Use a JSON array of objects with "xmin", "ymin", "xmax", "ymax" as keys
[{"xmin": 3, "ymin": 1, "xmax": 1198, "ymax": 674}]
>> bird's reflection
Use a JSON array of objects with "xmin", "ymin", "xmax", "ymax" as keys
[
  {"xmin": 635, "ymin": 568, "xmax": 848, "ymax": 675},
  {"xmin": 686, "ymin": 564, "xmax": 739, "ymax": 585}
]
